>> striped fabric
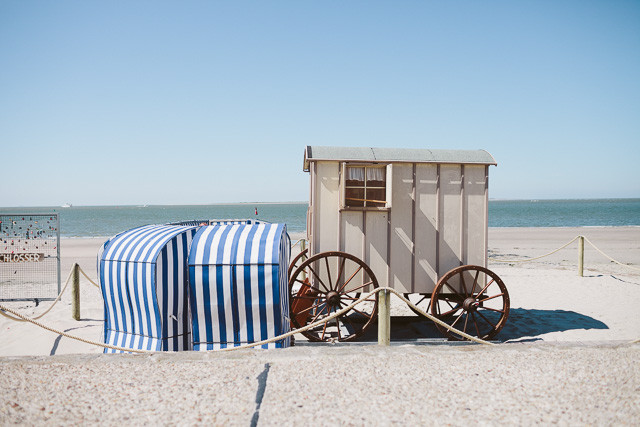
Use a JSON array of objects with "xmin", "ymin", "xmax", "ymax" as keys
[
  {"xmin": 99, "ymin": 224, "xmax": 197, "ymax": 353},
  {"xmin": 188, "ymin": 222, "xmax": 291, "ymax": 350}
]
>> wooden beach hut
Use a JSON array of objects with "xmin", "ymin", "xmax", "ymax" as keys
[
  {"xmin": 99, "ymin": 224, "xmax": 197, "ymax": 353},
  {"xmin": 188, "ymin": 222, "xmax": 291, "ymax": 350},
  {"xmin": 289, "ymin": 146, "xmax": 508, "ymax": 342},
  {"xmin": 303, "ymin": 146, "xmax": 497, "ymax": 292}
]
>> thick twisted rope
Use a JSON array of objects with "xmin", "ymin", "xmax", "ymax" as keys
[
  {"xmin": 583, "ymin": 236, "xmax": 640, "ymax": 272},
  {"xmin": 491, "ymin": 236, "xmax": 580, "ymax": 263},
  {"xmin": 0, "ymin": 304, "xmax": 148, "ymax": 354},
  {"xmin": 491, "ymin": 235, "xmax": 640, "ymax": 272},
  {"xmin": 291, "ymin": 238, "xmax": 308, "ymax": 250},
  {"xmin": 78, "ymin": 266, "xmax": 101, "ymax": 288}
]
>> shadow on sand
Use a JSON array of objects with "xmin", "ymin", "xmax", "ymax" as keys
[{"xmin": 348, "ymin": 308, "xmax": 608, "ymax": 343}]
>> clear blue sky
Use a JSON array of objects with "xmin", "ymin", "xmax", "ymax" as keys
[{"xmin": 1, "ymin": 1, "xmax": 638, "ymax": 206}]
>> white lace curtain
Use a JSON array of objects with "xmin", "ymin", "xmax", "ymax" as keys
[
  {"xmin": 347, "ymin": 166, "xmax": 385, "ymax": 184},
  {"xmin": 346, "ymin": 167, "xmax": 365, "ymax": 182},
  {"xmin": 366, "ymin": 167, "xmax": 384, "ymax": 182}
]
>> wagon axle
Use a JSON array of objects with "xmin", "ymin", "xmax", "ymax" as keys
[
  {"xmin": 462, "ymin": 297, "xmax": 480, "ymax": 313},
  {"xmin": 325, "ymin": 291, "xmax": 341, "ymax": 308}
]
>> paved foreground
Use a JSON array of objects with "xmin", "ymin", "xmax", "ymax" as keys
[{"xmin": 1, "ymin": 342, "xmax": 638, "ymax": 425}]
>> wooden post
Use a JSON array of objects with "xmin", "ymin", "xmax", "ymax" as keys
[
  {"xmin": 578, "ymin": 236, "xmax": 584, "ymax": 277},
  {"xmin": 378, "ymin": 290, "xmax": 390, "ymax": 346},
  {"xmin": 72, "ymin": 263, "xmax": 80, "ymax": 320}
]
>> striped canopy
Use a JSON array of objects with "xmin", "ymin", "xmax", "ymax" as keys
[
  {"xmin": 188, "ymin": 222, "xmax": 291, "ymax": 350},
  {"xmin": 99, "ymin": 224, "xmax": 197, "ymax": 353}
]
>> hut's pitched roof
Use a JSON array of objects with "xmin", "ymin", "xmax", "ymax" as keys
[{"xmin": 303, "ymin": 146, "xmax": 496, "ymax": 171}]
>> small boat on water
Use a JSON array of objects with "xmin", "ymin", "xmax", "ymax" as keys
[{"xmin": 61, "ymin": 203, "xmax": 72, "ymax": 208}]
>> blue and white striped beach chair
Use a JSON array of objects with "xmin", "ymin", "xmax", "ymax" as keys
[
  {"xmin": 188, "ymin": 222, "xmax": 291, "ymax": 350},
  {"xmin": 99, "ymin": 224, "xmax": 197, "ymax": 353}
]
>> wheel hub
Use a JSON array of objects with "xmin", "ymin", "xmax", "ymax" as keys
[
  {"xmin": 462, "ymin": 297, "xmax": 479, "ymax": 312},
  {"xmin": 326, "ymin": 291, "xmax": 341, "ymax": 307}
]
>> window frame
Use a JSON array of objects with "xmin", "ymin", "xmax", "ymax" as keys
[{"xmin": 340, "ymin": 162, "xmax": 392, "ymax": 211}]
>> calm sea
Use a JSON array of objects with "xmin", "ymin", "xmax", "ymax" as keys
[{"xmin": 0, "ymin": 199, "xmax": 638, "ymax": 238}]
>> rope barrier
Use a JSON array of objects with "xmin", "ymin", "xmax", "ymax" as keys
[
  {"xmin": 491, "ymin": 236, "xmax": 580, "ymax": 263},
  {"xmin": 0, "ymin": 304, "xmax": 148, "ymax": 354},
  {"xmin": 491, "ymin": 235, "xmax": 640, "ymax": 272},
  {"xmin": 583, "ymin": 236, "xmax": 640, "ymax": 272},
  {"xmin": 2, "ymin": 243, "xmax": 638, "ymax": 352},
  {"xmin": 78, "ymin": 266, "xmax": 101, "ymax": 288},
  {"xmin": 291, "ymin": 238, "xmax": 308, "ymax": 250}
]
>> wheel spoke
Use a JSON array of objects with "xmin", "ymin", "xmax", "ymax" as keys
[
  {"xmin": 478, "ymin": 293, "xmax": 504, "ymax": 303},
  {"xmin": 294, "ymin": 300, "xmax": 324, "ymax": 316},
  {"xmin": 471, "ymin": 270, "xmax": 480, "ymax": 295},
  {"xmin": 335, "ymin": 316, "xmax": 342, "ymax": 340},
  {"xmin": 439, "ymin": 306, "xmax": 461, "ymax": 318},
  {"xmin": 309, "ymin": 304, "xmax": 328, "ymax": 324},
  {"xmin": 443, "ymin": 281, "xmax": 464, "ymax": 299},
  {"xmin": 336, "ymin": 257, "xmax": 346, "ymax": 291},
  {"xmin": 343, "ymin": 302, "xmax": 373, "ymax": 319},
  {"xmin": 476, "ymin": 310, "xmax": 497, "ymax": 329},
  {"xmin": 307, "ymin": 263, "xmax": 330, "ymax": 292},
  {"xmin": 321, "ymin": 318, "xmax": 329, "ymax": 341},
  {"xmin": 460, "ymin": 272, "xmax": 468, "ymax": 296},
  {"xmin": 463, "ymin": 312, "xmax": 470, "ymax": 334},
  {"xmin": 324, "ymin": 256, "xmax": 334, "ymax": 291},
  {"xmin": 342, "ymin": 280, "xmax": 374, "ymax": 294},
  {"xmin": 339, "ymin": 311, "xmax": 357, "ymax": 333},
  {"xmin": 413, "ymin": 295, "xmax": 429, "ymax": 306},
  {"xmin": 476, "ymin": 278, "xmax": 496, "ymax": 298},
  {"xmin": 294, "ymin": 278, "xmax": 324, "ymax": 294},
  {"xmin": 337, "ymin": 266, "xmax": 363, "ymax": 292},
  {"xmin": 471, "ymin": 312, "xmax": 482, "ymax": 337},
  {"xmin": 441, "ymin": 297, "xmax": 459, "ymax": 311},
  {"xmin": 292, "ymin": 294, "xmax": 320, "ymax": 300},
  {"xmin": 450, "ymin": 312, "xmax": 465, "ymax": 329}
]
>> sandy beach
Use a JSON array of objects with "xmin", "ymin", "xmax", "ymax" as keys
[{"xmin": 1, "ymin": 227, "xmax": 639, "ymax": 424}]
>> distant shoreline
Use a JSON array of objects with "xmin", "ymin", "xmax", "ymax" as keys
[{"xmin": 2, "ymin": 197, "xmax": 640, "ymax": 209}]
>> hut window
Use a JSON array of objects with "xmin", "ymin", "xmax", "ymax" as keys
[{"xmin": 344, "ymin": 165, "xmax": 387, "ymax": 208}]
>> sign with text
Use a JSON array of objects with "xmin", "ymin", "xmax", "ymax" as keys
[{"xmin": 0, "ymin": 253, "xmax": 45, "ymax": 263}]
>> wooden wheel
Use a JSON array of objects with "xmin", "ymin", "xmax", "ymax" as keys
[
  {"xmin": 288, "ymin": 248, "xmax": 308, "ymax": 280},
  {"xmin": 404, "ymin": 293, "xmax": 432, "ymax": 316},
  {"xmin": 288, "ymin": 251, "xmax": 378, "ymax": 342},
  {"xmin": 430, "ymin": 265, "xmax": 509, "ymax": 341}
]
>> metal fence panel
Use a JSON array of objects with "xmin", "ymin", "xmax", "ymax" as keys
[{"xmin": 0, "ymin": 213, "xmax": 60, "ymax": 301}]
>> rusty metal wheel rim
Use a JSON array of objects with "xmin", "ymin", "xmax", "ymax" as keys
[
  {"xmin": 288, "ymin": 251, "xmax": 379, "ymax": 342},
  {"xmin": 430, "ymin": 265, "xmax": 510, "ymax": 341}
]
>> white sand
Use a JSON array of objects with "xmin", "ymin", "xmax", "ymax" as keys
[
  {"xmin": 1, "ymin": 227, "xmax": 639, "ymax": 425},
  {"xmin": 1, "ymin": 227, "xmax": 639, "ymax": 356}
]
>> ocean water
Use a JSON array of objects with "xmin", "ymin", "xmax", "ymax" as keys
[
  {"xmin": 0, "ymin": 199, "xmax": 638, "ymax": 238},
  {"xmin": 0, "ymin": 204, "xmax": 308, "ymax": 238},
  {"xmin": 488, "ymin": 198, "xmax": 640, "ymax": 227}
]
